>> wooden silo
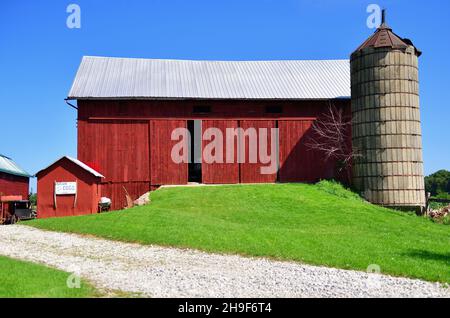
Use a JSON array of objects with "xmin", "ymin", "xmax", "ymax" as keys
[{"xmin": 351, "ymin": 11, "xmax": 425, "ymax": 210}]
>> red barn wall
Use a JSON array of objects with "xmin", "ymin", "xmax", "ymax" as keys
[
  {"xmin": 0, "ymin": 172, "xmax": 29, "ymax": 199},
  {"xmin": 279, "ymin": 120, "xmax": 334, "ymax": 182},
  {"xmin": 239, "ymin": 120, "xmax": 278, "ymax": 183},
  {"xmin": 202, "ymin": 120, "xmax": 239, "ymax": 184},
  {"xmin": 77, "ymin": 99, "xmax": 351, "ymax": 210},
  {"xmin": 37, "ymin": 159, "xmax": 101, "ymax": 218},
  {"xmin": 150, "ymin": 120, "xmax": 188, "ymax": 185}
]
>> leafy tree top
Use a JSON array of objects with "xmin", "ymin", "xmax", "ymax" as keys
[{"xmin": 425, "ymin": 170, "xmax": 450, "ymax": 196}]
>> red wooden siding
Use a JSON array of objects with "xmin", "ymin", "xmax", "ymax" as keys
[
  {"xmin": 78, "ymin": 99, "xmax": 349, "ymax": 120},
  {"xmin": 202, "ymin": 120, "xmax": 239, "ymax": 184},
  {"xmin": 37, "ymin": 158, "xmax": 101, "ymax": 218},
  {"xmin": 239, "ymin": 120, "xmax": 278, "ymax": 183},
  {"xmin": 279, "ymin": 120, "xmax": 334, "ymax": 182},
  {"xmin": 0, "ymin": 172, "xmax": 29, "ymax": 199},
  {"xmin": 78, "ymin": 120, "xmax": 150, "ymax": 183},
  {"xmin": 78, "ymin": 119, "xmax": 151, "ymax": 210},
  {"xmin": 150, "ymin": 120, "xmax": 188, "ymax": 185}
]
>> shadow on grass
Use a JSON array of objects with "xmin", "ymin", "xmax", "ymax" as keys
[{"xmin": 405, "ymin": 250, "xmax": 450, "ymax": 265}]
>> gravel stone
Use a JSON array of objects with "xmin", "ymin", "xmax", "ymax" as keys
[{"xmin": 0, "ymin": 225, "xmax": 448, "ymax": 298}]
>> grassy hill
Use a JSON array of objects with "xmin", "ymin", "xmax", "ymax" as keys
[
  {"xmin": 27, "ymin": 181, "xmax": 450, "ymax": 283},
  {"xmin": 0, "ymin": 256, "xmax": 98, "ymax": 298}
]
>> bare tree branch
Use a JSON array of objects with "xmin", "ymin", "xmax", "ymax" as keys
[{"xmin": 305, "ymin": 102, "xmax": 361, "ymax": 183}]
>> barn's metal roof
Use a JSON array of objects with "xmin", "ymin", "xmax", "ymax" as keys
[
  {"xmin": 68, "ymin": 56, "xmax": 350, "ymax": 100},
  {"xmin": 0, "ymin": 154, "xmax": 30, "ymax": 178},
  {"xmin": 36, "ymin": 156, "xmax": 105, "ymax": 178}
]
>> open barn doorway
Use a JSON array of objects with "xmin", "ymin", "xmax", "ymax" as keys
[{"xmin": 188, "ymin": 120, "xmax": 202, "ymax": 183}]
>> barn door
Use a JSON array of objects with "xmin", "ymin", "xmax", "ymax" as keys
[
  {"xmin": 78, "ymin": 120, "xmax": 150, "ymax": 183},
  {"xmin": 150, "ymin": 120, "xmax": 188, "ymax": 185},
  {"xmin": 202, "ymin": 120, "xmax": 239, "ymax": 184},
  {"xmin": 240, "ymin": 120, "xmax": 278, "ymax": 183},
  {"xmin": 278, "ymin": 120, "xmax": 333, "ymax": 182}
]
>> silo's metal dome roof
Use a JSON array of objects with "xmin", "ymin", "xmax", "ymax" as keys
[{"xmin": 352, "ymin": 11, "xmax": 421, "ymax": 57}]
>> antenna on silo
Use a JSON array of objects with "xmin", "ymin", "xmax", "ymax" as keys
[{"xmin": 380, "ymin": 9, "xmax": 389, "ymax": 29}]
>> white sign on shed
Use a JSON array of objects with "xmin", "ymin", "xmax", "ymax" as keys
[{"xmin": 55, "ymin": 182, "xmax": 77, "ymax": 195}]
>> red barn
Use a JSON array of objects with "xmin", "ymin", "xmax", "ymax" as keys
[
  {"xmin": 0, "ymin": 154, "xmax": 30, "ymax": 199},
  {"xmin": 36, "ymin": 156, "xmax": 104, "ymax": 218},
  {"xmin": 68, "ymin": 57, "xmax": 351, "ymax": 210}
]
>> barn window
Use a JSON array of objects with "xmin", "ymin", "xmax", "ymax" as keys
[
  {"xmin": 193, "ymin": 106, "xmax": 211, "ymax": 114},
  {"xmin": 118, "ymin": 101, "xmax": 127, "ymax": 115},
  {"xmin": 265, "ymin": 106, "xmax": 283, "ymax": 114}
]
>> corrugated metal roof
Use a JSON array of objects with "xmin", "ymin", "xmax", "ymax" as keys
[
  {"xmin": 68, "ymin": 56, "xmax": 350, "ymax": 100},
  {"xmin": 36, "ymin": 156, "xmax": 105, "ymax": 178},
  {"xmin": 0, "ymin": 154, "xmax": 30, "ymax": 178}
]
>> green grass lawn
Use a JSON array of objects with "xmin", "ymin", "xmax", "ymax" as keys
[
  {"xmin": 27, "ymin": 181, "xmax": 450, "ymax": 284},
  {"xmin": 0, "ymin": 256, "xmax": 98, "ymax": 298}
]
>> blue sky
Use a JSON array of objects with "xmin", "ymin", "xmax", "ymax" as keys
[{"xmin": 1, "ymin": 0, "xmax": 449, "ymax": 191}]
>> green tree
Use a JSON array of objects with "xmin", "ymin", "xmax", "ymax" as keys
[
  {"xmin": 29, "ymin": 193, "xmax": 37, "ymax": 207},
  {"xmin": 425, "ymin": 170, "xmax": 450, "ymax": 196}
]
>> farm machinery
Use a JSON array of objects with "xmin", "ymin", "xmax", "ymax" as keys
[{"xmin": 0, "ymin": 196, "xmax": 35, "ymax": 225}]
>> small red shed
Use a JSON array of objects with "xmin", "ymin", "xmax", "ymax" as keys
[{"xmin": 36, "ymin": 156, "xmax": 104, "ymax": 219}]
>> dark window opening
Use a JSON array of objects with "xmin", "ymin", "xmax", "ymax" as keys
[
  {"xmin": 118, "ymin": 101, "xmax": 127, "ymax": 115},
  {"xmin": 275, "ymin": 120, "xmax": 280, "ymax": 183},
  {"xmin": 266, "ymin": 106, "xmax": 283, "ymax": 114},
  {"xmin": 188, "ymin": 120, "xmax": 202, "ymax": 183},
  {"xmin": 193, "ymin": 106, "xmax": 211, "ymax": 114}
]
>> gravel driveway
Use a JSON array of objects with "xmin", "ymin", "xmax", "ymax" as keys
[{"xmin": 0, "ymin": 225, "xmax": 448, "ymax": 298}]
